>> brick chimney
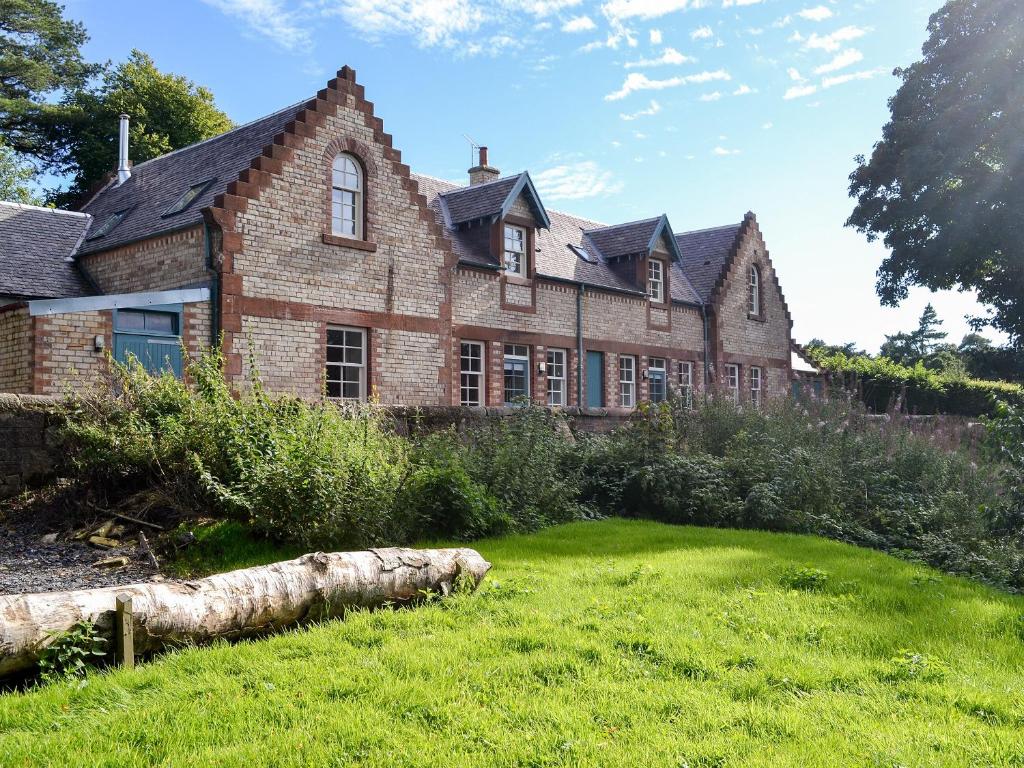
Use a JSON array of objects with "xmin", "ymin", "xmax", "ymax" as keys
[{"xmin": 468, "ymin": 146, "xmax": 500, "ymax": 185}]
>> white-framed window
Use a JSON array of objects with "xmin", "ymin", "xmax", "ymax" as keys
[
  {"xmin": 750, "ymin": 366, "xmax": 762, "ymax": 408},
  {"xmin": 648, "ymin": 259, "xmax": 665, "ymax": 303},
  {"xmin": 619, "ymin": 355, "xmax": 636, "ymax": 408},
  {"xmin": 649, "ymin": 357, "xmax": 667, "ymax": 403},
  {"xmin": 331, "ymin": 153, "xmax": 362, "ymax": 238},
  {"xmin": 460, "ymin": 341, "xmax": 485, "ymax": 406},
  {"xmin": 725, "ymin": 363, "xmax": 740, "ymax": 404},
  {"xmin": 749, "ymin": 264, "xmax": 760, "ymax": 316},
  {"xmin": 326, "ymin": 326, "xmax": 366, "ymax": 401},
  {"xmin": 547, "ymin": 348, "xmax": 567, "ymax": 406},
  {"xmin": 503, "ymin": 344, "xmax": 530, "ymax": 404},
  {"xmin": 678, "ymin": 360, "xmax": 694, "ymax": 408},
  {"xmin": 503, "ymin": 224, "xmax": 526, "ymax": 276}
]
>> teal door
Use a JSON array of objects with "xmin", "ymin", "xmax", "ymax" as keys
[
  {"xmin": 585, "ymin": 351, "xmax": 604, "ymax": 408},
  {"xmin": 113, "ymin": 306, "xmax": 184, "ymax": 377}
]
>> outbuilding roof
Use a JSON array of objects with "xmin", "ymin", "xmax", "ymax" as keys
[{"xmin": 0, "ymin": 202, "xmax": 93, "ymax": 299}]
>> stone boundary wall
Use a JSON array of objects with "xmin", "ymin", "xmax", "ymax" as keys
[{"xmin": 0, "ymin": 394, "xmax": 66, "ymax": 498}]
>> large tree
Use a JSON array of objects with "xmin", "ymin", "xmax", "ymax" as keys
[
  {"xmin": 0, "ymin": 0, "xmax": 99, "ymax": 163},
  {"xmin": 847, "ymin": 0, "xmax": 1024, "ymax": 347},
  {"xmin": 53, "ymin": 50, "xmax": 232, "ymax": 206},
  {"xmin": 0, "ymin": 139, "xmax": 40, "ymax": 203},
  {"xmin": 880, "ymin": 302, "xmax": 949, "ymax": 365}
]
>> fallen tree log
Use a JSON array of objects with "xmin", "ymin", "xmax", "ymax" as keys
[{"xmin": 0, "ymin": 547, "xmax": 490, "ymax": 678}]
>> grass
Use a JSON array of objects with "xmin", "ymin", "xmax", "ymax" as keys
[{"xmin": 1, "ymin": 519, "xmax": 1023, "ymax": 767}]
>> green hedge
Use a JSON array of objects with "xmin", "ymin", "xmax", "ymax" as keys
[{"xmin": 810, "ymin": 352, "xmax": 1024, "ymax": 416}]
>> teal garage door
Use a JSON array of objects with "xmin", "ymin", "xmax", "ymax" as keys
[{"xmin": 113, "ymin": 306, "xmax": 184, "ymax": 378}]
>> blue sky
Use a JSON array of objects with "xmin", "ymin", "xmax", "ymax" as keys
[{"xmin": 64, "ymin": 0, "xmax": 998, "ymax": 351}]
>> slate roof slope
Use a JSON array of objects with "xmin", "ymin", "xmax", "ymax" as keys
[
  {"xmin": 441, "ymin": 175, "xmax": 521, "ymax": 225},
  {"xmin": 675, "ymin": 224, "xmax": 743, "ymax": 303},
  {"xmin": 415, "ymin": 173, "xmax": 704, "ymax": 304},
  {"xmin": 0, "ymin": 202, "xmax": 93, "ymax": 299},
  {"xmin": 77, "ymin": 100, "xmax": 307, "ymax": 256},
  {"xmin": 584, "ymin": 217, "xmax": 661, "ymax": 260}
]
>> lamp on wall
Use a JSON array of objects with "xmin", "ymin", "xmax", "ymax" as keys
[
  {"xmin": 537, "ymin": 361, "xmax": 547, "ymax": 375},
  {"xmin": 93, "ymin": 335, "xmax": 105, "ymax": 353},
  {"xmin": 641, "ymin": 369, "xmax": 650, "ymax": 380}
]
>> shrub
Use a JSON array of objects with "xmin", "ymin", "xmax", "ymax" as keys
[
  {"xmin": 463, "ymin": 405, "xmax": 583, "ymax": 531},
  {"xmin": 62, "ymin": 349, "xmax": 413, "ymax": 550},
  {"xmin": 400, "ymin": 434, "xmax": 507, "ymax": 540},
  {"xmin": 780, "ymin": 566, "xmax": 831, "ymax": 592}
]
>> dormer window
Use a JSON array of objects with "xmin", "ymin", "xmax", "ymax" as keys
[
  {"xmin": 86, "ymin": 209, "xmax": 130, "ymax": 241},
  {"xmin": 331, "ymin": 153, "xmax": 362, "ymax": 238},
  {"xmin": 163, "ymin": 178, "xmax": 215, "ymax": 217},
  {"xmin": 749, "ymin": 264, "xmax": 761, "ymax": 316},
  {"xmin": 648, "ymin": 258, "xmax": 665, "ymax": 303},
  {"xmin": 503, "ymin": 224, "xmax": 526, "ymax": 276}
]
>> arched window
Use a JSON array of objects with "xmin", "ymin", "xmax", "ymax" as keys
[
  {"xmin": 748, "ymin": 264, "xmax": 760, "ymax": 316},
  {"xmin": 331, "ymin": 153, "xmax": 362, "ymax": 238}
]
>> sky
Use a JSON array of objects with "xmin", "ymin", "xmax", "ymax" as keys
[{"xmin": 61, "ymin": 0, "xmax": 1002, "ymax": 353}]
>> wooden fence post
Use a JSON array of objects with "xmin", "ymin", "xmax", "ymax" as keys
[{"xmin": 114, "ymin": 594, "xmax": 134, "ymax": 669}]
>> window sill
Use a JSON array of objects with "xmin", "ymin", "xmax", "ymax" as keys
[
  {"xmin": 502, "ymin": 273, "xmax": 532, "ymax": 285},
  {"xmin": 747, "ymin": 313, "xmax": 766, "ymax": 322},
  {"xmin": 322, "ymin": 233, "xmax": 377, "ymax": 252}
]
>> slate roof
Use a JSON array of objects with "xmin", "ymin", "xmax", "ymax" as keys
[
  {"xmin": 416, "ymin": 174, "xmax": 707, "ymax": 305},
  {"xmin": 584, "ymin": 217, "xmax": 662, "ymax": 260},
  {"xmin": 77, "ymin": 100, "xmax": 307, "ymax": 256},
  {"xmin": 675, "ymin": 223, "xmax": 743, "ymax": 303},
  {"xmin": 0, "ymin": 203, "xmax": 93, "ymax": 299},
  {"xmin": 441, "ymin": 175, "xmax": 521, "ymax": 225}
]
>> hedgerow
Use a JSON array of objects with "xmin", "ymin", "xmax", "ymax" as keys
[
  {"xmin": 809, "ymin": 351, "xmax": 1024, "ymax": 416},
  {"xmin": 58, "ymin": 347, "xmax": 1024, "ymax": 591}
]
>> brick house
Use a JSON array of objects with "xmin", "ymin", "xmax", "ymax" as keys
[{"xmin": 0, "ymin": 66, "xmax": 796, "ymax": 408}]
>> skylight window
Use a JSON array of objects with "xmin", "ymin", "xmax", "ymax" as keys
[
  {"xmin": 86, "ymin": 209, "xmax": 130, "ymax": 240},
  {"xmin": 163, "ymin": 178, "xmax": 215, "ymax": 217},
  {"xmin": 569, "ymin": 244, "xmax": 597, "ymax": 263}
]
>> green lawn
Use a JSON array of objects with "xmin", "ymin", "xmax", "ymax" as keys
[{"xmin": 2, "ymin": 519, "xmax": 1023, "ymax": 767}]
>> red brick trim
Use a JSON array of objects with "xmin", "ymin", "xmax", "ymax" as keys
[
  {"xmin": 203, "ymin": 65, "xmax": 459, "ymax": 392},
  {"xmin": 452, "ymin": 323, "xmax": 703, "ymax": 360},
  {"xmin": 322, "ymin": 137, "xmax": 379, "ymax": 246},
  {"xmin": 240, "ymin": 295, "xmax": 441, "ymax": 335}
]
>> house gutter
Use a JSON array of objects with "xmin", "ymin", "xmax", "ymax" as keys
[
  {"xmin": 576, "ymin": 283, "xmax": 584, "ymax": 406},
  {"xmin": 700, "ymin": 303, "xmax": 711, "ymax": 399}
]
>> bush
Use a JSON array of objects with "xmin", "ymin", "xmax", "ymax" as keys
[
  {"xmin": 400, "ymin": 434, "xmax": 507, "ymax": 540},
  {"xmin": 62, "ymin": 349, "xmax": 413, "ymax": 550},
  {"xmin": 810, "ymin": 352, "xmax": 1024, "ymax": 416},
  {"xmin": 463, "ymin": 405, "xmax": 583, "ymax": 531}
]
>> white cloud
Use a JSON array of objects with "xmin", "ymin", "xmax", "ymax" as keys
[
  {"xmin": 713, "ymin": 146, "xmax": 741, "ymax": 155},
  {"xmin": 787, "ymin": 30, "xmax": 804, "ymax": 42},
  {"xmin": 579, "ymin": 18, "xmax": 638, "ymax": 50},
  {"xmin": 805, "ymin": 25, "xmax": 868, "ymax": 53},
  {"xmin": 624, "ymin": 47, "xmax": 695, "ymax": 67},
  {"xmin": 619, "ymin": 99, "xmax": 662, "ymax": 119},
  {"xmin": 784, "ymin": 83, "xmax": 818, "ymax": 99},
  {"xmin": 649, "ymin": 28, "xmax": 662, "ymax": 44},
  {"xmin": 324, "ymin": 0, "xmax": 485, "ymax": 48},
  {"xmin": 605, "ymin": 68, "xmax": 730, "ymax": 99},
  {"xmin": 201, "ymin": 0, "xmax": 311, "ymax": 50},
  {"xmin": 787, "ymin": 67, "xmax": 806, "ymax": 82},
  {"xmin": 509, "ymin": 0, "xmax": 583, "ymax": 14},
  {"xmin": 562, "ymin": 15, "xmax": 596, "ymax": 32},
  {"xmin": 722, "ymin": 0, "xmax": 762, "ymax": 6},
  {"xmin": 601, "ymin": 0, "xmax": 696, "ymax": 22},
  {"xmin": 797, "ymin": 5, "xmax": 833, "ymax": 21},
  {"xmin": 814, "ymin": 48, "xmax": 863, "ymax": 74},
  {"xmin": 733, "ymin": 83, "xmax": 755, "ymax": 95},
  {"xmin": 822, "ymin": 67, "xmax": 886, "ymax": 88},
  {"xmin": 700, "ymin": 91, "xmax": 722, "ymax": 101},
  {"xmin": 633, "ymin": 130, "xmax": 648, "ymax": 138},
  {"xmin": 691, "ymin": 25, "xmax": 713, "ymax": 39},
  {"xmin": 533, "ymin": 160, "xmax": 623, "ymax": 200},
  {"xmin": 762, "ymin": 121, "xmax": 773, "ymax": 129}
]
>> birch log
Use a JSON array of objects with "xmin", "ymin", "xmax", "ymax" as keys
[{"xmin": 0, "ymin": 547, "xmax": 490, "ymax": 677}]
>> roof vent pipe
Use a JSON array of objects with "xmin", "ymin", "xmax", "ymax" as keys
[{"xmin": 116, "ymin": 114, "xmax": 131, "ymax": 186}]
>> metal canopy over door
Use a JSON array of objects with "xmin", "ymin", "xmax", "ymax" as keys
[
  {"xmin": 585, "ymin": 350, "xmax": 604, "ymax": 408},
  {"xmin": 113, "ymin": 304, "xmax": 184, "ymax": 378}
]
